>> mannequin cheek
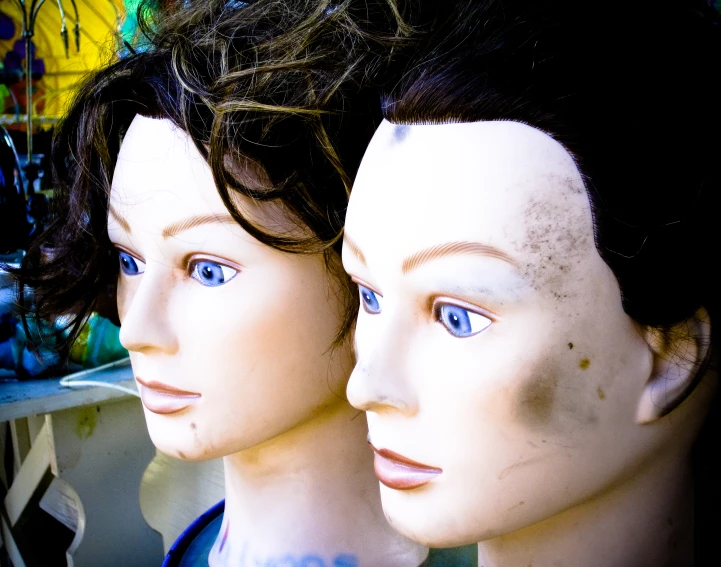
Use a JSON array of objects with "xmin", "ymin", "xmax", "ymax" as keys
[
  {"xmin": 116, "ymin": 277, "xmax": 136, "ymax": 322},
  {"xmin": 509, "ymin": 352, "xmax": 605, "ymax": 437}
]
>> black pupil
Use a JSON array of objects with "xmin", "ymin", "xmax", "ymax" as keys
[{"xmin": 202, "ymin": 266, "xmax": 214, "ymax": 279}]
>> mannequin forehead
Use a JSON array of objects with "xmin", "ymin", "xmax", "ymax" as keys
[
  {"xmin": 345, "ymin": 120, "xmax": 597, "ymax": 287},
  {"xmin": 112, "ymin": 116, "xmax": 227, "ymax": 223},
  {"xmin": 111, "ymin": 115, "xmax": 285, "ymax": 237}
]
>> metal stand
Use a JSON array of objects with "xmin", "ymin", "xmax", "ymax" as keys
[{"xmin": 11, "ymin": 0, "xmax": 81, "ymax": 195}]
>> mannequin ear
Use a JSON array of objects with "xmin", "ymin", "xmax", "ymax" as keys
[{"xmin": 636, "ymin": 307, "xmax": 711, "ymax": 425}]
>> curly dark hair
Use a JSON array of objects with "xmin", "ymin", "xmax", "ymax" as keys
[{"xmin": 14, "ymin": 0, "xmax": 410, "ymax": 355}]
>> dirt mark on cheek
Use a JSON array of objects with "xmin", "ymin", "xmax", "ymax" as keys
[
  {"xmin": 515, "ymin": 365, "xmax": 558, "ymax": 427},
  {"xmin": 513, "ymin": 349, "xmax": 600, "ymax": 431}
]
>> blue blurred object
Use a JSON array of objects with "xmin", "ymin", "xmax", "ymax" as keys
[
  {"xmin": 12, "ymin": 39, "xmax": 35, "ymax": 60},
  {"xmin": 3, "ymin": 50, "xmax": 22, "ymax": 74},
  {"xmin": 0, "ymin": 11, "xmax": 15, "ymax": 40}
]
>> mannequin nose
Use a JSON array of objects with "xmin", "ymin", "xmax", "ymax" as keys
[
  {"xmin": 118, "ymin": 268, "xmax": 179, "ymax": 355},
  {"xmin": 346, "ymin": 329, "xmax": 418, "ymax": 416}
]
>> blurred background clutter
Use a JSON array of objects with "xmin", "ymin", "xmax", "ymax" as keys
[
  {"xmin": 0, "ymin": 0, "xmax": 151, "ymax": 380},
  {"xmin": 1, "ymin": 6, "xmax": 172, "ymax": 567}
]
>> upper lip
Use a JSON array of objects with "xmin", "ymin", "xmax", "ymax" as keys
[
  {"xmin": 369, "ymin": 441, "xmax": 442, "ymax": 473},
  {"xmin": 135, "ymin": 376, "xmax": 200, "ymax": 397}
]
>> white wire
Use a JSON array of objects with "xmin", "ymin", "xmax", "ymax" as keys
[
  {"xmin": 59, "ymin": 357, "xmax": 139, "ymax": 398},
  {"xmin": 58, "ymin": 379, "xmax": 140, "ymax": 397}
]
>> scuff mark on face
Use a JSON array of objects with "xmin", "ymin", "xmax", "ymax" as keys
[
  {"xmin": 516, "ymin": 370, "xmax": 558, "ymax": 427},
  {"xmin": 498, "ymin": 456, "xmax": 548, "ymax": 480},
  {"xmin": 393, "ymin": 124, "xmax": 411, "ymax": 144}
]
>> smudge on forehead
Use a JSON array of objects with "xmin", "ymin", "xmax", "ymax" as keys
[{"xmin": 514, "ymin": 172, "xmax": 594, "ymax": 297}]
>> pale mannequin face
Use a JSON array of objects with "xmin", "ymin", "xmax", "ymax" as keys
[
  {"xmin": 109, "ymin": 116, "xmax": 351, "ymax": 460},
  {"xmin": 343, "ymin": 120, "xmax": 666, "ymax": 547}
]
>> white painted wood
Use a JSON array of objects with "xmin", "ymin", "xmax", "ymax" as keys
[
  {"xmin": 49, "ymin": 398, "xmax": 164, "ymax": 567},
  {"xmin": 8, "ymin": 419, "xmax": 30, "ymax": 473},
  {"xmin": 140, "ymin": 451, "xmax": 225, "ymax": 552},
  {"xmin": 1, "ymin": 516, "xmax": 26, "ymax": 567},
  {"xmin": 0, "ymin": 362, "xmax": 135, "ymax": 422},
  {"xmin": 25, "ymin": 415, "xmax": 45, "ymax": 445},
  {"xmin": 0, "ymin": 422, "xmax": 8, "ymax": 491},
  {"xmin": 4, "ymin": 420, "xmax": 56, "ymax": 525},
  {"xmin": 0, "ymin": 363, "xmax": 166, "ymax": 565}
]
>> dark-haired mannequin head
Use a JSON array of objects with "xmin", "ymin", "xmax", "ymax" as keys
[
  {"xmin": 344, "ymin": 119, "xmax": 715, "ymax": 566},
  {"xmin": 342, "ymin": 1, "xmax": 720, "ymax": 565}
]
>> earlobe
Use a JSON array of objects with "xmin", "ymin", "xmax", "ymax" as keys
[{"xmin": 636, "ymin": 307, "xmax": 711, "ymax": 424}]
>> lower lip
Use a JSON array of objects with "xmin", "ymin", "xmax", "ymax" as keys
[
  {"xmin": 138, "ymin": 384, "xmax": 200, "ymax": 415},
  {"xmin": 372, "ymin": 448, "xmax": 442, "ymax": 491}
]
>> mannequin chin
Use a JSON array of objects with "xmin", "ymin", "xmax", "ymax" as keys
[
  {"xmin": 109, "ymin": 115, "xmax": 428, "ymax": 567},
  {"xmin": 343, "ymin": 120, "xmax": 716, "ymax": 563}
]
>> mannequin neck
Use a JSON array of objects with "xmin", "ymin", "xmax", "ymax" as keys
[
  {"xmin": 209, "ymin": 400, "xmax": 428, "ymax": 567},
  {"xmin": 478, "ymin": 451, "xmax": 694, "ymax": 567}
]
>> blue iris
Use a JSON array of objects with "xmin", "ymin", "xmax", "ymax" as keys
[
  {"xmin": 358, "ymin": 284, "xmax": 382, "ymax": 314},
  {"xmin": 191, "ymin": 261, "xmax": 237, "ymax": 287},
  {"xmin": 118, "ymin": 251, "xmax": 144, "ymax": 276},
  {"xmin": 437, "ymin": 304, "xmax": 492, "ymax": 338}
]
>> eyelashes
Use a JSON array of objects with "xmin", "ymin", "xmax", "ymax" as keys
[
  {"xmin": 119, "ymin": 250, "xmax": 145, "ymax": 276},
  {"xmin": 358, "ymin": 284, "xmax": 383, "ymax": 314},
  {"xmin": 434, "ymin": 303, "xmax": 492, "ymax": 338},
  {"xmin": 189, "ymin": 260, "xmax": 237, "ymax": 287},
  {"xmin": 116, "ymin": 249, "xmax": 238, "ymax": 288},
  {"xmin": 353, "ymin": 278, "xmax": 494, "ymax": 338}
]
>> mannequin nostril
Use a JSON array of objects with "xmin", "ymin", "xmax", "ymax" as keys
[{"xmin": 347, "ymin": 361, "xmax": 417, "ymax": 415}]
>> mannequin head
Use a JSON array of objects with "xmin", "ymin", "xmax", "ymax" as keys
[
  {"xmin": 343, "ymin": 0, "xmax": 720, "ymax": 550},
  {"xmin": 18, "ymin": 0, "xmax": 401, "ymax": 454},
  {"xmin": 109, "ymin": 115, "xmax": 352, "ymax": 458}
]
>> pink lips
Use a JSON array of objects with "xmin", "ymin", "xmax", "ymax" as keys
[
  {"xmin": 369, "ymin": 442, "xmax": 442, "ymax": 490},
  {"xmin": 136, "ymin": 376, "xmax": 201, "ymax": 415}
]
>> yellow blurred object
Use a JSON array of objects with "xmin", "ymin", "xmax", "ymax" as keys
[{"xmin": 0, "ymin": 0, "xmax": 125, "ymax": 121}]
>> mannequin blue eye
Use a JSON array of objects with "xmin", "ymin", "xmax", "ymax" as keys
[
  {"xmin": 118, "ymin": 251, "xmax": 145, "ymax": 276},
  {"xmin": 190, "ymin": 261, "xmax": 238, "ymax": 287},
  {"xmin": 437, "ymin": 304, "xmax": 492, "ymax": 338},
  {"xmin": 358, "ymin": 285, "xmax": 382, "ymax": 314}
]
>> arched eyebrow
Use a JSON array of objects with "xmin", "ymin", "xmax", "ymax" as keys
[
  {"xmin": 343, "ymin": 233, "xmax": 519, "ymax": 273},
  {"xmin": 342, "ymin": 234, "xmax": 366, "ymax": 264},
  {"xmin": 160, "ymin": 213, "xmax": 238, "ymax": 238},
  {"xmin": 402, "ymin": 241, "xmax": 519, "ymax": 274},
  {"xmin": 108, "ymin": 206, "xmax": 237, "ymax": 238},
  {"xmin": 108, "ymin": 205, "xmax": 131, "ymax": 233}
]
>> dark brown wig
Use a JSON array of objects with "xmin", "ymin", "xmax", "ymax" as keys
[
  {"xmin": 382, "ymin": 0, "xmax": 721, "ymax": 333},
  {"xmin": 15, "ymin": 0, "xmax": 410, "ymax": 355}
]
